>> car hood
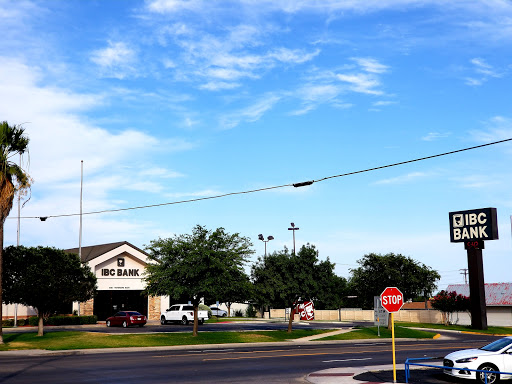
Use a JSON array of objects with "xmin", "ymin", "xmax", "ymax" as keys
[{"xmin": 445, "ymin": 349, "xmax": 498, "ymax": 360}]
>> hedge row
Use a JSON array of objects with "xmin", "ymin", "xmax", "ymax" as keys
[{"xmin": 2, "ymin": 315, "xmax": 97, "ymax": 327}]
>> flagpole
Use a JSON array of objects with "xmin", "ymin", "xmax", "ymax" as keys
[{"xmin": 78, "ymin": 160, "xmax": 83, "ymax": 316}]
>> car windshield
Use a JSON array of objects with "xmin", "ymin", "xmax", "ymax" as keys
[{"xmin": 480, "ymin": 338, "xmax": 512, "ymax": 352}]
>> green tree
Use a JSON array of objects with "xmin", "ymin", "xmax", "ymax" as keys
[
  {"xmin": 348, "ymin": 253, "xmax": 440, "ymax": 309},
  {"xmin": 2, "ymin": 246, "xmax": 97, "ymax": 336},
  {"xmin": 0, "ymin": 122, "xmax": 30, "ymax": 344},
  {"xmin": 204, "ymin": 267, "xmax": 252, "ymax": 317},
  {"xmin": 314, "ymin": 261, "xmax": 348, "ymax": 310},
  {"xmin": 251, "ymin": 244, "xmax": 339, "ymax": 332},
  {"xmin": 143, "ymin": 225, "xmax": 254, "ymax": 336},
  {"xmin": 431, "ymin": 290, "xmax": 471, "ymax": 325}
]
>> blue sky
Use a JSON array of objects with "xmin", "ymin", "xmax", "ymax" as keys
[{"xmin": 1, "ymin": 0, "xmax": 511, "ymax": 292}]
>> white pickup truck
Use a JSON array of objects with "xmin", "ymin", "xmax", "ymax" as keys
[{"xmin": 160, "ymin": 304, "xmax": 209, "ymax": 325}]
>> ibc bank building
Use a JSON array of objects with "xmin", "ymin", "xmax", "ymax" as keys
[{"xmin": 1, "ymin": 241, "xmax": 166, "ymax": 321}]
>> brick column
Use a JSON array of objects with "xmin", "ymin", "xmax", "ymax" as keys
[
  {"xmin": 147, "ymin": 296, "xmax": 161, "ymax": 320},
  {"xmin": 81, "ymin": 298, "xmax": 94, "ymax": 316}
]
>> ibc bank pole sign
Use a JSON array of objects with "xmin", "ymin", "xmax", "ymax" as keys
[{"xmin": 449, "ymin": 207, "xmax": 498, "ymax": 244}]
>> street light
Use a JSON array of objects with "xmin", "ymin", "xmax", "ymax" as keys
[
  {"xmin": 288, "ymin": 222, "xmax": 299, "ymax": 255},
  {"xmin": 258, "ymin": 234, "xmax": 274, "ymax": 256}
]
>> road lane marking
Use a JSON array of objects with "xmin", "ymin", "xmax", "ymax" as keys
[
  {"xmin": 153, "ymin": 342, "xmax": 486, "ymax": 360},
  {"xmin": 323, "ymin": 358, "xmax": 372, "ymax": 363}
]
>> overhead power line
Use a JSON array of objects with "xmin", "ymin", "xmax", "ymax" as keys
[{"xmin": 13, "ymin": 137, "xmax": 512, "ymax": 220}]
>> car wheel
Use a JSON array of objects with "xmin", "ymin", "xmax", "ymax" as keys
[
  {"xmin": 122, "ymin": 321, "xmax": 128, "ymax": 328},
  {"xmin": 199, "ymin": 319, "xmax": 204, "ymax": 325},
  {"xmin": 478, "ymin": 364, "xmax": 500, "ymax": 384},
  {"xmin": 181, "ymin": 316, "xmax": 189, "ymax": 325},
  {"xmin": 106, "ymin": 320, "xmax": 111, "ymax": 327},
  {"xmin": 161, "ymin": 316, "xmax": 167, "ymax": 325},
  {"xmin": 222, "ymin": 313, "xmax": 227, "ymax": 317}
]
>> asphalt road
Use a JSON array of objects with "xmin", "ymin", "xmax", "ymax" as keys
[{"xmin": 0, "ymin": 327, "xmax": 501, "ymax": 383}]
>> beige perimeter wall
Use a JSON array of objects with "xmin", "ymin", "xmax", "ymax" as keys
[{"xmin": 270, "ymin": 308, "xmax": 444, "ymax": 324}]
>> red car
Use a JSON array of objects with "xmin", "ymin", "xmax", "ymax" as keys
[{"xmin": 106, "ymin": 311, "xmax": 147, "ymax": 328}]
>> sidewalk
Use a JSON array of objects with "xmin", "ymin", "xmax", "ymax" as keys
[{"xmin": 306, "ymin": 364, "xmax": 450, "ymax": 384}]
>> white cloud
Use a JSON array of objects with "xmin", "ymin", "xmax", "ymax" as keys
[
  {"xmin": 0, "ymin": 58, "xmax": 195, "ymax": 243},
  {"xmin": 353, "ymin": 57, "xmax": 389, "ymax": 74},
  {"xmin": 220, "ymin": 94, "xmax": 281, "ymax": 129},
  {"xmin": 374, "ymin": 171, "xmax": 431, "ymax": 185},
  {"xmin": 269, "ymin": 48, "xmax": 320, "ymax": 64},
  {"xmin": 90, "ymin": 41, "xmax": 137, "ymax": 79},
  {"xmin": 146, "ymin": 0, "xmax": 201, "ymax": 13},
  {"xmin": 373, "ymin": 100, "xmax": 397, "ymax": 107},
  {"xmin": 465, "ymin": 58, "xmax": 503, "ymax": 86},
  {"xmin": 470, "ymin": 116, "xmax": 512, "ymax": 143},
  {"xmin": 421, "ymin": 132, "xmax": 451, "ymax": 141},
  {"xmin": 200, "ymin": 81, "xmax": 242, "ymax": 91},
  {"xmin": 337, "ymin": 73, "xmax": 383, "ymax": 95}
]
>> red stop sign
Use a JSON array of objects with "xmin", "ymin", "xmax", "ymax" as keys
[{"xmin": 380, "ymin": 287, "xmax": 404, "ymax": 313}]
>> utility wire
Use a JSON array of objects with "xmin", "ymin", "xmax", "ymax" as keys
[{"xmin": 13, "ymin": 137, "xmax": 512, "ymax": 220}]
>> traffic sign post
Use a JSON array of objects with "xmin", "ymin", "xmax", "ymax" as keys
[{"xmin": 381, "ymin": 287, "xmax": 404, "ymax": 383}]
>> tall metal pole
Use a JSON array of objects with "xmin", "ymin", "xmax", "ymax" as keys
[
  {"xmin": 14, "ymin": 154, "xmax": 21, "ymax": 327},
  {"xmin": 288, "ymin": 223, "xmax": 299, "ymax": 255},
  {"xmin": 78, "ymin": 160, "xmax": 83, "ymax": 316},
  {"xmin": 79, "ymin": 160, "xmax": 83, "ymax": 259}
]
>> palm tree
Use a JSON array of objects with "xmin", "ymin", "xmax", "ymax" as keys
[{"xmin": 0, "ymin": 121, "xmax": 30, "ymax": 344}]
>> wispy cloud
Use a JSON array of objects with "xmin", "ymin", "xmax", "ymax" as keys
[
  {"xmin": 353, "ymin": 57, "xmax": 389, "ymax": 74},
  {"xmin": 374, "ymin": 171, "xmax": 431, "ymax": 185},
  {"xmin": 470, "ymin": 116, "xmax": 512, "ymax": 143},
  {"xmin": 90, "ymin": 41, "xmax": 137, "ymax": 79},
  {"xmin": 421, "ymin": 132, "xmax": 451, "ymax": 141},
  {"xmin": 220, "ymin": 94, "xmax": 281, "ymax": 129},
  {"xmin": 0, "ymin": 57, "xmax": 195, "ymax": 218},
  {"xmin": 373, "ymin": 100, "xmax": 397, "ymax": 107},
  {"xmin": 465, "ymin": 57, "xmax": 502, "ymax": 86},
  {"xmin": 146, "ymin": 0, "xmax": 202, "ymax": 13}
]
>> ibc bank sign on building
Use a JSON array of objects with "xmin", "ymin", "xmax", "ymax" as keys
[{"xmin": 449, "ymin": 207, "xmax": 499, "ymax": 243}]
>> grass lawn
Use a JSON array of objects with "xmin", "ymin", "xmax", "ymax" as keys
[
  {"xmin": 318, "ymin": 326, "xmax": 438, "ymax": 341},
  {"xmin": 0, "ymin": 329, "xmax": 332, "ymax": 351},
  {"xmin": 396, "ymin": 322, "xmax": 512, "ymax": 335}
]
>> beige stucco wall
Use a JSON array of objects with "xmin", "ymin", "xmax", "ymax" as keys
[{"xmin": 270, "ymin": 308, "xmax": 446, "ymax": 324}]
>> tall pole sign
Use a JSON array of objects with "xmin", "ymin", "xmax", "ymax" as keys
[
  {"xmin": 449, "ymin": 207, "xmax": 498, "ymax": 330},
  {"xmin": 381, "ymin": 287, "xmax": 404, "ymax": 384}
]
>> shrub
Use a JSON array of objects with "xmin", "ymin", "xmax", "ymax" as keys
[
  {"xmin": 199, "ymin": 304, "xmax": 212, "ymax": 318},
  {"xmin": 245, "ymin": 304, "xmax": 257, "ymax": 318},
  {"xmin": 234, "ymin": 309, "xmax": 243, "ymax": 317},
  {"xmin": 431, "ymin": 290, "xmax": 470, "ymax": 325},
  {"xmin": 2, "ymin": 318, "xmax": 30, "ymax": 327},
  {"xmin": 27, "ymin": 315, "xmax": 97, "ymax": 326}
]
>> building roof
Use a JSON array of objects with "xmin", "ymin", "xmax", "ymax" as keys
[
  {"xmin": 446, "ymin": 283, "xmax": 512, "ymax": 306},
  {"xmin": 402, "ymin": 301, "xmax": 433, "ymax": 310},
  {"xmin": 65, "ymin": 241, "xmax": 149, "ymax": 263}
]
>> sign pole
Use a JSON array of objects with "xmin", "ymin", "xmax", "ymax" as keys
[
  {"xmin": 449, "ymin": 208, "xmax": 498, "ymax": 330},
  {"xmin": 391, "ymin": 312, "xmax": 396, "ymax": 383},
  {"xmin": 467, "ymin": 245, "xmax": 487, "ymax": 330},
  {"xmin": 380, "ymin": 287, "xmax": 403, "ymax": 383}
]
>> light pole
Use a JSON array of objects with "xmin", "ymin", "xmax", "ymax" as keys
[
  {"xmin": 258, "ymin": 234, "xmax": 274, "ymax": 256},
  {"xmin": 288, "ymin": 222, "xmax": 299, "ymax": 255}
]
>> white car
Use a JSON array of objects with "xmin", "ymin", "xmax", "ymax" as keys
[
  {"xmin": 444, "ymin": 337, "xmax": 512, "ymax": 384},
  {"xmin": 210, "ymin": 306, "xmax": 227, "ymax": 317}
]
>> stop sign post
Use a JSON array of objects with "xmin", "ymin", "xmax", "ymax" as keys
[{"xmin": 380, "ymin": 287, "xmax": 403, "ymax": 383}]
